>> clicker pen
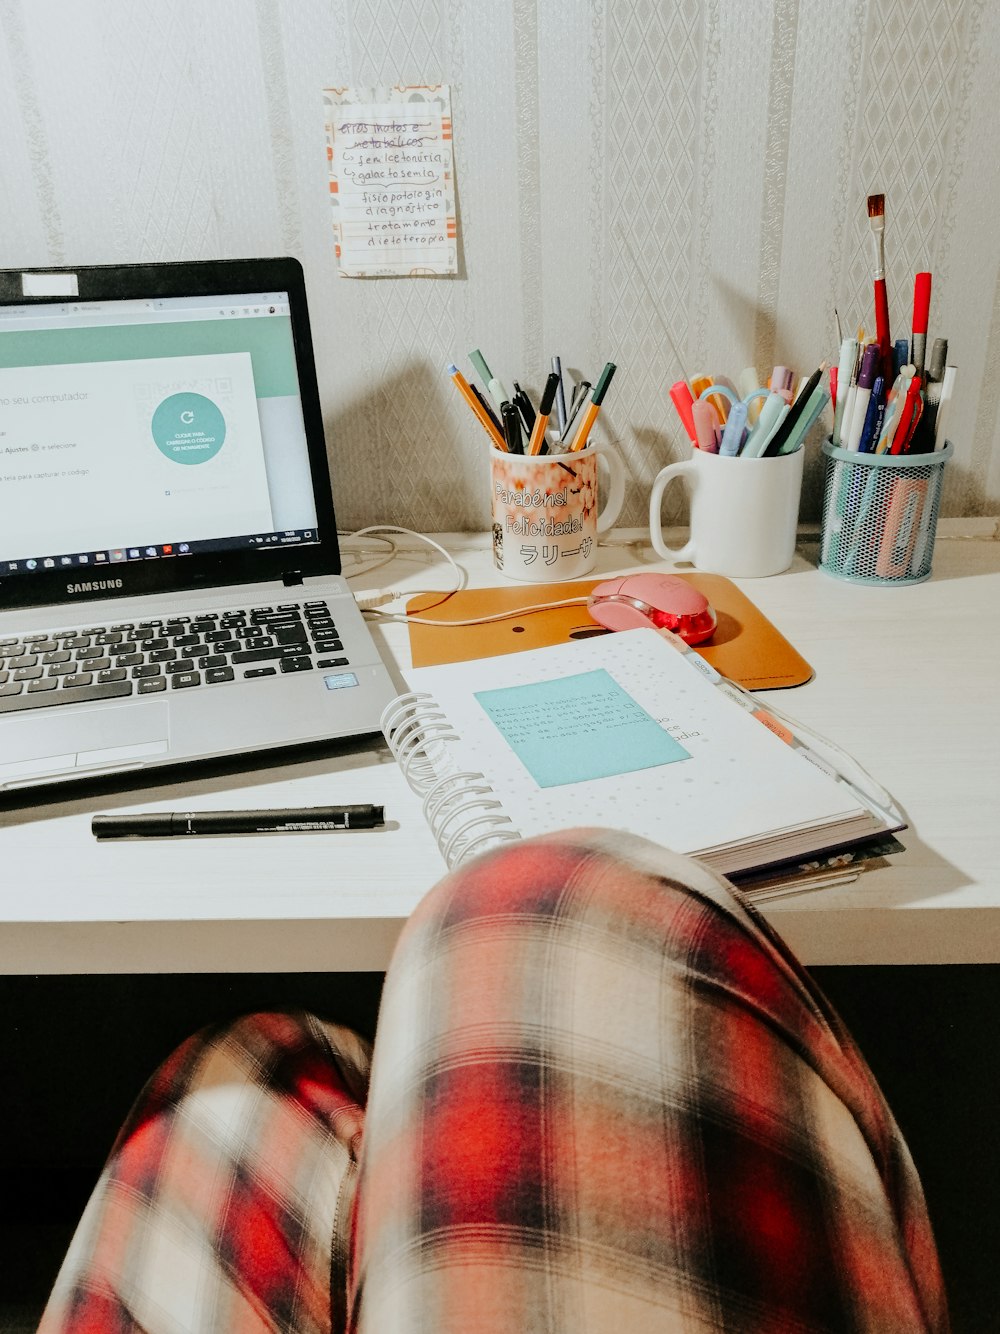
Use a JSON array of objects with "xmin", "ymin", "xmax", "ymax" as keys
[{"xmin": 92, "ymin": 806, "xmax": 387, "ymax": 839}]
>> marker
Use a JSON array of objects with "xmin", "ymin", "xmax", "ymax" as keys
[
  {"xmin": 933, "ymin": 365, "xmax": 957, "ymax": 448},
  {"xmin": 762, "ymin": 362, "xmax": 827, "ymax": 457},
  {"xmin": 501, "ymin": 400, "xmax": 524, "ymax": 454},
  {"xmin": 780, "ymin": 383, "xmax": 830, "ymax": 454},
  {"xmin": 447, "ymin": 364, "xmax": 506, "ymax": 451},
  {"xmin": 669, "ymin": 379, "xmax": 698, "ymax": 445},
  {"xmin": 844, "ymin": 343, "xmax": 880, "ymax": 451},
  {"xmin": 92, "ymin": 806, "xmax": 387, "ymax": 839},
  {"xmin": 469, "ymin": 348, "xmax": 510, "ymax": 412},
  {"xmin": 741, "ymin": 390, "xmax": 786, "ymax": 457},
  {"xmin": 527, "ymin": 371, "xmax": 560, "ymax": 455},
  {"xmin": 568, "ymin": 362, "xmax": 617, "ymax": 451},
  {"xmin": 911, "ymin": 272, "xmax": 932, "ymax": 379}
]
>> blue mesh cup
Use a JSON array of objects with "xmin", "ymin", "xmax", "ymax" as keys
[{"xmin": 819, "ymin": 439, "xmax": 952, "ymax": 585}]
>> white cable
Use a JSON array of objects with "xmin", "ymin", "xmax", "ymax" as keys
[{"xmin": 365, "ymin": 594, "xmax": 592, "ymax": 626}]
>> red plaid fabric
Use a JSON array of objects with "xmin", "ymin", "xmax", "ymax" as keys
[{"xmin": 42, "ymin": 831, "xmax": 948, "ymax": 1333}]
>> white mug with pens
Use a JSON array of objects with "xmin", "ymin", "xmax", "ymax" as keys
[{"xmin": 655, "ymin": 361, "xmax": 823, "ymax": 578}]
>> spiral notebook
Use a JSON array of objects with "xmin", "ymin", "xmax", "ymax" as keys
[{"xmin": 381, "ymin": 628, "xmax": 903, "ymax": 880}]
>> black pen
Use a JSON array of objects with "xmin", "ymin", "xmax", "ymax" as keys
[
  {"xmin": 92, "ymin": 805, "xmax": 386, "ymax": 839},
  {"xmin": 501, "ymin": 399, "xmax": 524, "ymax": 454}
]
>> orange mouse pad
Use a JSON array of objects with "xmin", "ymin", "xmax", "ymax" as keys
[{"xmin": 406, "ymin": 574, "xmax": 813, "ymax": 690}]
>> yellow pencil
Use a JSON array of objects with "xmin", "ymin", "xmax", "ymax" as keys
[{"xmin": 448, "ymin": 363, "xmax": 506, "ymax": 450}]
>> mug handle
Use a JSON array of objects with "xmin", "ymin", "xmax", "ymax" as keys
[
  {"xmin": 649, "ymin": 458, "xmax": 697, "ymax": 561},
  {"xmin": 596, "ymin": 441, "xmax": 626, "ymax": 534}
]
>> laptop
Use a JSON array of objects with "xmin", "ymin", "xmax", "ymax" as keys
[{"xmin": 0, "ymin": 257, "xmax": 397, "ymax": 793}]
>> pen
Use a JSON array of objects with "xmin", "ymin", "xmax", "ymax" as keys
[
  {"xmin": 832, "ymin": 338, "xmax": 859, "ymax": 445},
  {"xmin": 856, "ymin": 374, "xmax": 885, "ymax": 453},
  {"xmin": 527, "ymin": 371, "xmax": 560, "ymax": 455},
  {"xmin": 501, "ymin": 399, "xmax": 524, "ymax": 454},
  {"xmin": 92, "ymin": 805, "xmax": 387, "ymax": 839},
  {"xmin": 568, "ymin": 362, "xmax": 617, "ymax": 451},
  {"xmin": 844, "ymin": 343, "xmax": 880, "ymax": 451},
  {"xmin": 512, "ymin": 381, "xmax": 536, "ymax": 433},
  {"xmin": 762, "ymin": 361, "xmax": 826, "ymax": 457},
  {"xmin": 447, "ymin": 364, "xmax": 507, "ymax": 451},
  {"xmin": 471, "ymin": 382, "xmax": 503, "ymax": 433},
  {"xmin": 552, "ymin": 356, "xmax": 567, "ymax": 432},
  {"xmin": 560, "ymin": 378, "xmax": 591, "ymax": 443}
]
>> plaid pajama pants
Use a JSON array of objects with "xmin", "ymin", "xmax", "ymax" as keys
[{"xmin": 40, "ymin": 830, "xmax": 948, "ymax": 1333}]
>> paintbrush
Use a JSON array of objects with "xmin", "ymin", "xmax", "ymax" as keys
[{"xmin": 867, "ymin": 193, "xmax": 892, "ymax": 382}]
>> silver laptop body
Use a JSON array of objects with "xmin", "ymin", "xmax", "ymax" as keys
[{"xmin": 0, "ymin": 257, "xmax": 396, "ymax": 793}]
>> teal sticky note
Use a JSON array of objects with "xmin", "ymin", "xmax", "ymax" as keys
[{"xmin": 473, "ymin": 668, "xmax": 690, "ymax": 789}]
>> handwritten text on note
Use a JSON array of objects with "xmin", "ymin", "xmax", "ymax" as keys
[
  {"xmin": 474, "ymin": 669, "xmax": 690, "ymax": 788},
  {"xmin": 323, "ymin": 85, "xmax": 457, "ymax": 278}
]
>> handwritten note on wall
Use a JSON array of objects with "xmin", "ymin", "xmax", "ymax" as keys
[
  {"xmin": 474, "ymin": 669, "xmax": 691, "ymax": 788},
  {"xmin": 323, "ymin": 84, "xmax": 458, "ymax": 278}
]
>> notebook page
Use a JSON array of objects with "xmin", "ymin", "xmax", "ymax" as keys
[{"xmin": 404, "ymin": 628, "xmax": 863, "ymax": 858}]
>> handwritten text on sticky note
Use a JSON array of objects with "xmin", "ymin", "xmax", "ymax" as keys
[
  {"xmin": 323, "ymin": 85, "xmax": 457, "ymax": 277},
  {"xmin": 474, "ymin": 669, "xmax": 690, "ymax": 788}
]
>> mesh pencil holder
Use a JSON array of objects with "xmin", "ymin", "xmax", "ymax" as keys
[{"xmin": 819, "ymin": 439, "xmax": 952, "ymax": 585}]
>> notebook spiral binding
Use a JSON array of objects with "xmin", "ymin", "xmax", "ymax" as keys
[{"xmin": 380, "ymin": 692, "xmax": 520, "ymax": 868}]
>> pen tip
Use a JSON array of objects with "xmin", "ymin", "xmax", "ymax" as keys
[{"xmin": 447, "ymin": 363, "xmax": 458, "ymax": 375}]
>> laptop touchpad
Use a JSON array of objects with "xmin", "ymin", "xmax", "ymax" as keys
[{"xmin": 2, "ymin": 701, "xmax": 169, "ymax": 773}]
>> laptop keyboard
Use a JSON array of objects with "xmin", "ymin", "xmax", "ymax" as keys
[{"xmin": 0, "ymin": 600, "xmax": 349, "ymax": 714}]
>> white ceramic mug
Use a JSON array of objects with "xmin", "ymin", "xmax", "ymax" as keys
[
  {"xmin": 649, "ymin": 446, "xmax": 804, "ymax": 577},
  {"xmin": 490, "ymin": 441, "xmax": 626, "ymax": 582}
]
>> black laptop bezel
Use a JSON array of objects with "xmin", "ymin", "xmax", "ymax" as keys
[{"xmin": 0, "ymin": 256, "xmax": 341, "ymax": 612}]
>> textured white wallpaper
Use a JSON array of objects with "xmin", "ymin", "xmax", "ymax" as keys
[{"xmin": 1, "ymin": 0, "xmax": 998, "ymax": 532}]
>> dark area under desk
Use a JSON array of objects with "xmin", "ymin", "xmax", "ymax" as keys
[{"xmin": 2, "ymin": 966, "xmax": 997, "ymax": 1333}]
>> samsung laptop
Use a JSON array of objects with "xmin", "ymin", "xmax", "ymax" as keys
[{"xmin": 0, "ymin": 257, "xmax": 397, "ymax": 793}]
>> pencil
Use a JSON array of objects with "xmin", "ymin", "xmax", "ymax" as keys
[{"xmin": 447, "ymin": 364, "xmax": 507, "ymax": 451}]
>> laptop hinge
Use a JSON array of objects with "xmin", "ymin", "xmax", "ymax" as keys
[{"xmin": 282, "ymin": 570, "xmax": 305, "ymax": 586}]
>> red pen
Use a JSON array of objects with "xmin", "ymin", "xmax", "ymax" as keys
[
  {"xmin": 829, "ymin": 365, "xmax": 838, "ymax": 413},
  {"xmin": 890, "ymin": 375, "xmax": 923, "ymax": 454}
]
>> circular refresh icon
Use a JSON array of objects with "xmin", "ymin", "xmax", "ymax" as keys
[{"xmin": 151, "ymin": 392, "xmax": 226, "ymax": 464}]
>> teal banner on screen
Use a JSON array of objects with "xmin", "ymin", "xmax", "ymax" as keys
[{"xmin": 0, "ymin": 317, "xmax": 298, "ymax": 398}]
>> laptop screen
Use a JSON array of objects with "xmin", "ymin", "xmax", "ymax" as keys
[{"xmin": 0, "ymin": 289, "xmax": 321, "ymax": 581}]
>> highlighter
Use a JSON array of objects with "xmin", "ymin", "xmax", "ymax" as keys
[
  {"xmin": 669, "ymin": 380, "xmax": 698, "ymax": 445},
  {"xmin": 718, "ymin": 400, "xmax": 748, "ymax": 456},
  {"xmin": 691, "ymin": 399, "xmax": 719, "ymax": 452},
  {"xmin": 741, "ymin": 391, "xmax": 786, "ymax": 457}
]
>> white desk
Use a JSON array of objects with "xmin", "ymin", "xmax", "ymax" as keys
[{"xmin": 3, "ymin": 520, "xmax": 998, "ymax": 972}]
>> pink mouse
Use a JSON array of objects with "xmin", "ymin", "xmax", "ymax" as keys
[{"xmin": 587, "ymin": 573, "xmax": 717, "ymax": 645}]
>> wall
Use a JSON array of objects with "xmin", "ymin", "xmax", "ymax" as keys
[{"xmin": 1, "ymin": 0, "xmax": 998, "ymax": 533}]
